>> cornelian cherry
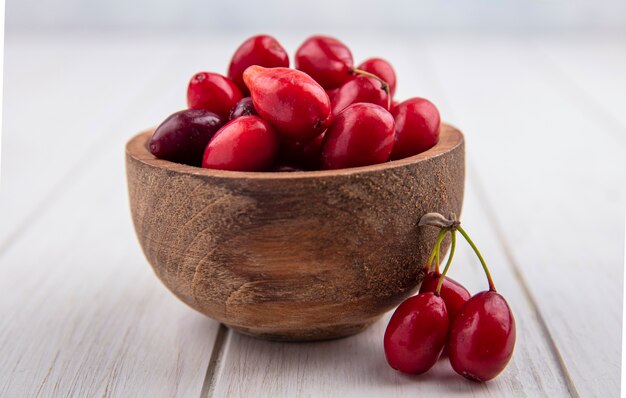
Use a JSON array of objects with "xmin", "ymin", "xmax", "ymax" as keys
[
  {"xmin": 391, "ymin": 98, "xmax": 440, "ymax": 160},
  {"xmin": 229, "ymin": 97, "xmax": 257, "ymax": 120},
  {"xmin": 244, "ymin": 66, "xmax": 331, "ymax": 142},
  {"xmin": 356, "ymin": 58, "xmax": 397, "ymax": 97},
  {"xmin": 321, "ymin": 103, "xmax": 394, "ymax": 170},
  {"xmin": 149, "ymin": 109, "xmax": 223, "ymax": 167},
  {"xmin": 384, "ymin": 292, "xmax": 449, "ymax": 374},
  {"xmin": 331, "ymin": 76, "xmax": 389, "ymax": 117},
  {"xmin": 448, "ymin": 290, "xmax": 516, "ymax": 382},
  {"xmin": 295, "ymin": 35, "xmax": 354, "ymax": 89},
  {"xmin": 202, "ymin": 115, "xmax": 279, "ymax": 171},
  {"xmin": 187, "ymin": 72, "xmax": 243, "ymax": 120},
  {"xmin": 228, "ymin": 34, "xmax": 289, "ymax": 95},
  {"xmin": 419, "ymin": 271, "xmax": 471, "ymax": 321}
]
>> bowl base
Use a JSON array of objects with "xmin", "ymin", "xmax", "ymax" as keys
[{"xmin": 225, "ymin": 317, "xmax": 380, "ymax": 342}]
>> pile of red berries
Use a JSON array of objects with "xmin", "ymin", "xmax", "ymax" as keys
[
  {"xmin": 148, "ymin": 34, "xmax": 441, "ymax": 171},
  {"xmin": 384, "ymin": 213, "xmax": 516, "ymax": 382}
]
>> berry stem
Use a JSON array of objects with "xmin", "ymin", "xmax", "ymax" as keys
[
  {"xmin": 349, "ymin": 68, "xmax": 392, "ymax": 109},
  {"xmin": 426, "ymin": 228, "xmax": 448, "ymax": 272},
  {"xmin": 456, "ymin": 225, "xmax": 496, "ymax": 291},
  {"xmin": 436, "ymin": 230, "xmax": 456, "ymax": 296}
]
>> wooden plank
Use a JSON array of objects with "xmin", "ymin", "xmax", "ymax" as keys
[
  {"xmin": 420, "ymin": 36, "xmax": 625, "ymax": 397},
  {"xmin": 0, "ymin": 35, "xmax": 245, "ymax": 397},
  {"xmin": 210, "ymin": 175, "xmax": 571, "ymax": 397},
  {"xmin": 0, "ymin": 114, "xmax": 221, "ymax": 397}
]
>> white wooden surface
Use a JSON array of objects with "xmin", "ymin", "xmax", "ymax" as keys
[{"xmin": 0, "ymin": 33, "xmax": 623, "ymax": 397}]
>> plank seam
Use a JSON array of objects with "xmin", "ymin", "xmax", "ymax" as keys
[
  {"xmin": 468, "ymin": 165, "xmax": 581, "ymax": 398},
  {"xmin": 0, "ymin": 53, "xmax": 182, "ymax": 262},
  {"xmin": 200, "ymin": 324, "xmax": 229, "ymax": 398}
]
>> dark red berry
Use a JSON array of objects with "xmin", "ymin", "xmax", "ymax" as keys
[
  {"xmin": 149, "ymin": 109, "xmax": 222, "ymax": 167},
  {"xmin": 419, "ymin": 271, "xmax": 471, "ymax": 321},
  {"xmin": 390, "ymin": 97, "xmax": 440, "ymax": 160},
  {"xmin": 230, "ymin": 97, "xmax": 257, "ymax": 120},
  {"xmin": 279, "ymin": 133, "xmax": 325, "ymax": 170},
  {"xmin": 202, "ymin": 116, "xmax": 279, "ymax": 171},
  {"xmin": 187, "ymin": 72, "xmax": 243, "ymax": 120},
  {"xmin": 331, "ymin": 76, "xmax": 389, "ymax": 117},
  {"xmin": 243, "ymin": 65, "xmax": 331, "ymax": 142},
  {"xmin": 295, "ymin": 35, "xmax": 353, "ymax": 89},
  {"xmin": 356, "ymin": 58, "xmax": 397, "ymax": 97},
  {"xmin": 321, "ymin": 103, "xmax": 394, "ymax": 170},
  {"xmin": 384, "ymin": 292, "xmax": 449, "ymax": 374},
  {"xmin": 448, "ymin": 290, "xmax": 516, "ymax": 382},
  {"xmin": 228, "ymin": 34, "xmax": 289, "ymax": 95}
]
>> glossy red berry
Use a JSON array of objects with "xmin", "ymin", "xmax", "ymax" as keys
[
  {"xmin": 321, "ymin": 103, "xmax": 394, "ymax": 170},
  {"xmin": 279, "ymin": 133, "xmax": 325, "ymax": 170},
  {"xmin": 419, "ymin": 271, "xmax": 471, "ymax": 321},
  {"xmin": 331, "ymin": 76, "xmax": 389, "ymax": 117},
  {"xmin": 229, "ymin": 97, "xmax": 257, "ymax": 120},
  {"xmin": 356, "ymin": 57, "xmax": 397, "ymax": 97},
  {"xmin": 149, "ymin": 109, "xmax": 223, "ymax": 167},
  {"xmin": 384, "ymin": 292, "xmax": 449, "ymax": 374},
  {"xmin": 448, "ymin": 290, "xmax": 516, "ymax": 382},
  {"xmin": 390, "ymin": 100, "xmax": 400, "ymax": 113},
  {"xmin": 202, "ymin": 115, "xmax": 279, "ymax": 171},
  {"xmin": 228, "ymin": 34, "xmax": 289, "ymax": 95},
  {"xmin": 295, "ymin": 35, "xmax": 354, "ymax": 89},
  {"xmin": 243, "ymin": 66, "xmax": 331, "ymax": 142},
  {"xmin": 187, "ymin": 72, "xmax": 243, "ymax": 120},
  {"xmin": 390, "ymin": 97, "xmax": 441, "ymax": 160}
]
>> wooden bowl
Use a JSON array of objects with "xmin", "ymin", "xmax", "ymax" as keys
[{"xmin": 125, "ymin": 124, "xmax": 465, "ymax": 341}]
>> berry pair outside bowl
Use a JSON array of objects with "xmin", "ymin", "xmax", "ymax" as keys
[{"xmin": 125, "ymin": 124, "xmax": 465, "ymax": 341}]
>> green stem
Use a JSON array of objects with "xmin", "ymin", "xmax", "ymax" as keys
[
  {"xmin": 425, "ymin": 229, "xmax": 447, "ymax": 272},
  {"xmin": 456, "ymin": 225, "xmax": 496, "ymax": 291},
  {"xmin": 350, "ymin": 68, "xmax": 392, "ymax": 109},
  {"xmin": 436, "ymin": 230, "xmax": 456, "ymax": 295}
]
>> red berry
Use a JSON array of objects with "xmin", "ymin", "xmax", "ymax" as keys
[
  {"xmin": 229, "ymin": 97, "xmax": 257, "ymax": 120},
  {"xmin": 331, "ymin": 76, "xmax": 389, "ymax": 117},
  {"xmin": 384, "ymin": 292, "xmax": 449, "ymax": 374},
  {"xmin": 295, "ymin": 35, "xmax": 354, "ymax": 89},
  {"xmin": 356, "ymin": 57, "xmax": 397, "ymax": 97},
  {"xmin": 202, "ymin": 116, "xmax": 279, "ymax": 171},
  {"xmin": 148, "ymin": 109, "xmax": 223, "ymax": 167},
  {"xmin": 243, "ymin": 66, "xmax": 331, "ymax": 142},
  {"xmin": 448, "ymin": 290, "xmax": 516, "ymax": 382},
  {"xmin": 228, "ymin": 34, "xmax": 289, "ymax": 95},
  {"xmin": 419, "ymin": 271, "xmax": 471, "ymax": 321},
  {"xmin": 321, "ymin": 103, "xmax": 394, "ymax": 170},
  {"xmin": 390, "ymin": 100, "xmax": 400, "ymax": 113},
  {"xmin": 279, "ymin": 133, "xmax": 325, "ymax": 170},
  {"xmin": 390, "ymin": 97, "xmax": 440, "ymax": 160},
  {"xmin": 187, "ymin": 72, "xmax": 243, "ymax": 120}
]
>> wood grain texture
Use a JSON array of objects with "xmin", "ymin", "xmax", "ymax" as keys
[
  {"xmin": 211, "ymin": 179, "xmax": 571, "ymax": 397},
  {"xmin": 126, "ymin": 125, "xmax": 465, "ymax": 341}
]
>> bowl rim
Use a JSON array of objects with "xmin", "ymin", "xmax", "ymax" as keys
[{"xmin": 126, "ymin": 123, "xmax": 464, "ymax": 180}]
